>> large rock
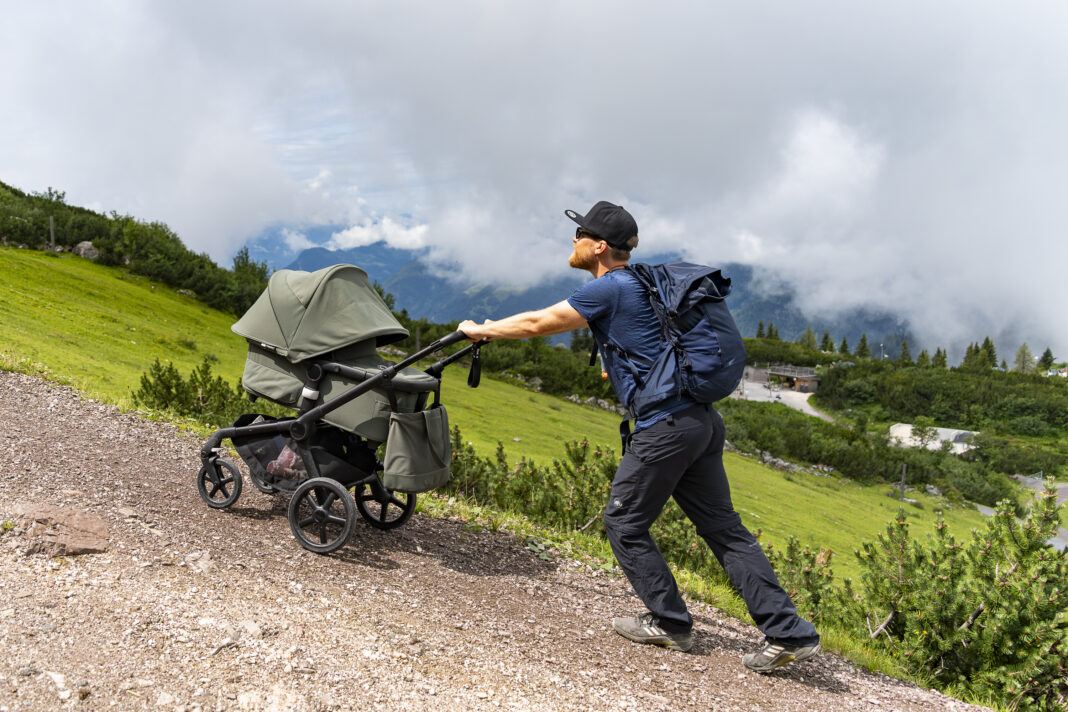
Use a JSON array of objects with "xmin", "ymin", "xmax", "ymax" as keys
[
  {"xmin": 74, "ymin": 241, "xmax": 99, "ymax": 260},
  {"xmin": 9, "ymin": 504, "xmax": 109, "ymax": 556}
]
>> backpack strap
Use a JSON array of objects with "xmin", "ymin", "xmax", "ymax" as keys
[
  {"xmin": 603, "ymin": 342, "xmax": 651, "ymax": 386},
  {"xmin": 587, "ymin": 331, "xmax": 649, "ymax": 386},
  {"xmin": 625, "ymin": 264, "xmax": 679, "ymax": 346}
]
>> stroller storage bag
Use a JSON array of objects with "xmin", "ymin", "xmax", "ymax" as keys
[
  {"xmin": 231, "ymin": 414, "xmax": 293, "ymax": 482},
  {"xmin": 382, "ymin": 405, "xmax": 451, "ymax": 493}
]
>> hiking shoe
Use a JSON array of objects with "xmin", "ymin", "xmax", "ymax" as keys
[
  {"xmin": 612, "ymin": 613, "xmax": 693, "ymax": 652},
  {"xmin": 743, "ymin": 640, "xmax": 821, "ymax": 673}
]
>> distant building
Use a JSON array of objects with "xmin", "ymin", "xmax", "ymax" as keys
[{"xmin": 767, "ymin": 365, "xmax": 821, "ymax": 393}]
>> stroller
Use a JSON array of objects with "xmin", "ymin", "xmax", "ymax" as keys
[{"xmin": 196, "ymin": 264, "xmax": 482, "ymax": 554}]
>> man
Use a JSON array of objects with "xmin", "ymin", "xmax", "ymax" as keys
[{"xmin": 457, "ymin": 201, "xmax": 819, "ymax": 672}]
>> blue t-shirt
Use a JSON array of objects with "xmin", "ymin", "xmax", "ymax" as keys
[{"xmin": 567, "ymin": 269, "xmax": 693, "ymax": 430}]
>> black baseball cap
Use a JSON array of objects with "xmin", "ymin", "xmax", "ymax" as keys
[{"xmin": 565, "ymin": 201, "xmax": 638, "ymax": 249}]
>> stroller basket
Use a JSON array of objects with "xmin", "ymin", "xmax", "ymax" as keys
[
  {"xmin": 231, "ymin": 413, "xmax": 381, "ymax": 492},
  {"xmin": 230, "ymin": 414, "xmax": 293, "ymax": 484}
]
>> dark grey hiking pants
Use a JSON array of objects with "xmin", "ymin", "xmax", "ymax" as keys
[{"xmin": 603, "ymin": 403, "xmax": 819, "ymax": 644}]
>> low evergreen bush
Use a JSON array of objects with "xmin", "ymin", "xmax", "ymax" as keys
[
  {"xmin": 768, "ymin": 483, "xmax": 1068, "ymax": 711},
  {"xmin": 132, "ymin": 356, "xmax": 285, "ymax": 427}
]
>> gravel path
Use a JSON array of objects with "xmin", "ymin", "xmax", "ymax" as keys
[{"xmin": 0, "ymin": 371, "xmax": 990, "ymax": 712}]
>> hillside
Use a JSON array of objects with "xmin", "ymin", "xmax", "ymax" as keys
[
  {"xmin": 0, "ymin": 246, "xmax": 993, "ymax": 582},
  {"xmin": 0, "ymin": 180, "xmax": 268, "ymax": 317},
  {"xmin": 7, "ymin": 243, "xmax": 1062, "ymax": 709}
]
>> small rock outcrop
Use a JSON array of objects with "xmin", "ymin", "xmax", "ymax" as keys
[
  {"xmin": 74, "ymin": 241, "xmax": 99, "ymax": 260},
  {"xmin": 8, "ymin": 504, "xmax": 109, "ymax": 557}
]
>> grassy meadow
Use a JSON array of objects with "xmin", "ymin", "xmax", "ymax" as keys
[
  {"xmin": 1, "ymin": 248, "xmax": 248, "ymax": 398},
  {"xmin": 0, "ymin": 248, "xmax": 621, "ymax": 461}
]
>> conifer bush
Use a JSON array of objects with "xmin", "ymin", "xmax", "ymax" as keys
[
  {"xmin": 132, "ymin": 356, "xmax": 284, "ymax": 427},
  {"xmin": 447, "ymin": 429, "xmax": 615, "ymax": 531},
  {"xmin": 769, "ymin": 482, "xmax": 1068, "ymax": 711}
]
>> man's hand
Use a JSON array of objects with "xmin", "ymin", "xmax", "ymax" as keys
[{"xmin": 457, "ymin": 319, "xmax": 494, "ymax": 342}]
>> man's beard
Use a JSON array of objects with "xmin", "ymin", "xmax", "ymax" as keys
[{"xmin": 568, "ymin": 245, "xmax": 597, "ymax": 271}]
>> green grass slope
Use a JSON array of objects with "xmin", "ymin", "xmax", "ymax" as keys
[
  {"xmin": 0, "ymin": 248, "xmax": 622, "ymax": 461},
  {"xmin": 0, "ymin": 246, "xmax": 992, "ymax": 581},
  {"xmin": 1, "ymin": 249, "xmax": 248, "ymax": 398}
]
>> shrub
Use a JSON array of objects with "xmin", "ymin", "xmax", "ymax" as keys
[
  {"xmin": 132, "ymin": 357, "xmax": 286, "ymax": 427},
  {"xmin": 447, "ymin": 430, "xmax": 615, "ymax": 532},
  {"xmin": 1009, "ymin": 415, "xmax": 1053, "ymax": 438},
  {"xmin": 966, "ymin": 434, "xmax": 1067, "ymax": 478},
  {"xmin": 771, "ymin": 483, "xmax": 1068, "ymax": 711}
]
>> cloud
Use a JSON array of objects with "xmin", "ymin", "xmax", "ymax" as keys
[
  {"xmin": 281, "ymin": 228, "xmax": 316, "ymax": 253},
  {"xmin": 2, "ymin": 1, "xmax": 1066, "ymax": 355},
  {"xmin": 328, "ymin": 218, "xmax": 428, "ymax": 251}
]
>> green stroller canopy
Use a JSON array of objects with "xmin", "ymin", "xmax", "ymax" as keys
[{"xmin": 232, "ymin": 264, "xmax": 408, "ymax": 363}]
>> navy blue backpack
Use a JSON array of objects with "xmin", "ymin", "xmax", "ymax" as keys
[{"xmin": 594, "ymin": 262, "xmax": 747, "ymax": 436}]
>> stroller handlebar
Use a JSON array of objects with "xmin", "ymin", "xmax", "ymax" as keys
[{"xmin": 435, "ymin": 330, "xmax": 470, "ymax": 348}]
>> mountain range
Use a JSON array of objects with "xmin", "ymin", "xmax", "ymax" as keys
[{"xmin": 284, "ymin": 242, "xmax": 911, "ymax": 353}]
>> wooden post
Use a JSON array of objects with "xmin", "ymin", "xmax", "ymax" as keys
[
  {"xmin": 49, "ymin": 215, "xmax": 55, "ymax": 249},
  {"xmin": 899, "ymin": 463, "xmax": 907, "ymax": 501}
]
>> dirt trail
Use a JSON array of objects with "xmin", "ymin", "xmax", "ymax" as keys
[{"xmin": 0, "ymin": 371, "xmax": 989, "ymax": 711}]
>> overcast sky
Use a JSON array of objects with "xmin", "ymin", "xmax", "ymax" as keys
[{"xmin": 2, "ymin": 1, "xmax": 1066, "ymax": 357}]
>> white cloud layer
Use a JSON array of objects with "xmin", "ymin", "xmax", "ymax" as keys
[
  {"xmin": 2, "ymin": 1, "xmax": 1066, "ymax": 355},
  {"xmin": 328, "ymin": 218, "xmax": 428, "ymax": 251},
  {"xmin": 281, "ymin": 228, "xmax": 315, "ymax": 253}
]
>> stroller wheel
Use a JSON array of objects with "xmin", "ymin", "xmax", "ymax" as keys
[
  {"xmin": 197, "ymin": 459, "xmax": 242, "ymax": 509},
  {"xmin": 288, "ymin": 478, "xmax": 356, "ymax": 554},
  {"xmin": 354, "ymin": 482, "xmax": 416, "ymax": 530}
]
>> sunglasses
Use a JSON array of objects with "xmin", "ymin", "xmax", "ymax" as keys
[{"xmin": 574, "ymin": 227, "xmax": 601, "ymax": 241}]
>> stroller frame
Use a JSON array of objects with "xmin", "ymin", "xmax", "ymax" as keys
[{"xmin": 197, "ymin": 330, "xmax": 479, "ymax": 553}]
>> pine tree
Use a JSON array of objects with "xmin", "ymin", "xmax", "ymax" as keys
[
  {"xmin": 961, "ymin": 342, "xmax": 980, "ymax": 369},
  {"xmin": 767, "ymin": 322, "xmax": 779, "ymax": 341},
  {"xmin": 820, "ymin": 331, "xmax": 834, "ymax": 352},
  {"xmin": 899, "ymin": 339, "xmax": 912, "ymax": 363},
  {"xmin": 756, "ymin": 320, "xmax": 765, "ymax": 339},
  {"xmin": 916, "ymin": 349, "xmax": 930, "ymax": 367},
  {"xmin": 980, "ymin": 336, "xmax": 998, "ymax": 368},
  {"xmin": 1014, "ymin": 343, "xmax": 1035, "ymax": 373},
  {"xmin": 799, "ymin": 326, "xmax": 818, "ymax": 351},
  {"xmin": 932, "ymin": 347, "xmax": 947, "ymax": 369},
  {"xmin": 856, "ymin": 333, "xmax": 870, "ymax": 358},
  {"xmin": 839, "ymin": 337, "xmax": 850, "ymax": 355},
  {"xmin": 1037, "ymin": 347, "xmax": 1055, "ymax": 371}
]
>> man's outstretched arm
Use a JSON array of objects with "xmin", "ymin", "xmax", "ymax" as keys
[{"xmin": 457, "ymin": 300, "xmax": 587, "ymax": 341}]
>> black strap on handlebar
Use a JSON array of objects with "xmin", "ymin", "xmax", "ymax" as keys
[{"xmin": 467, "ymin": 344, "xmax": 482, "ymax": 388}]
